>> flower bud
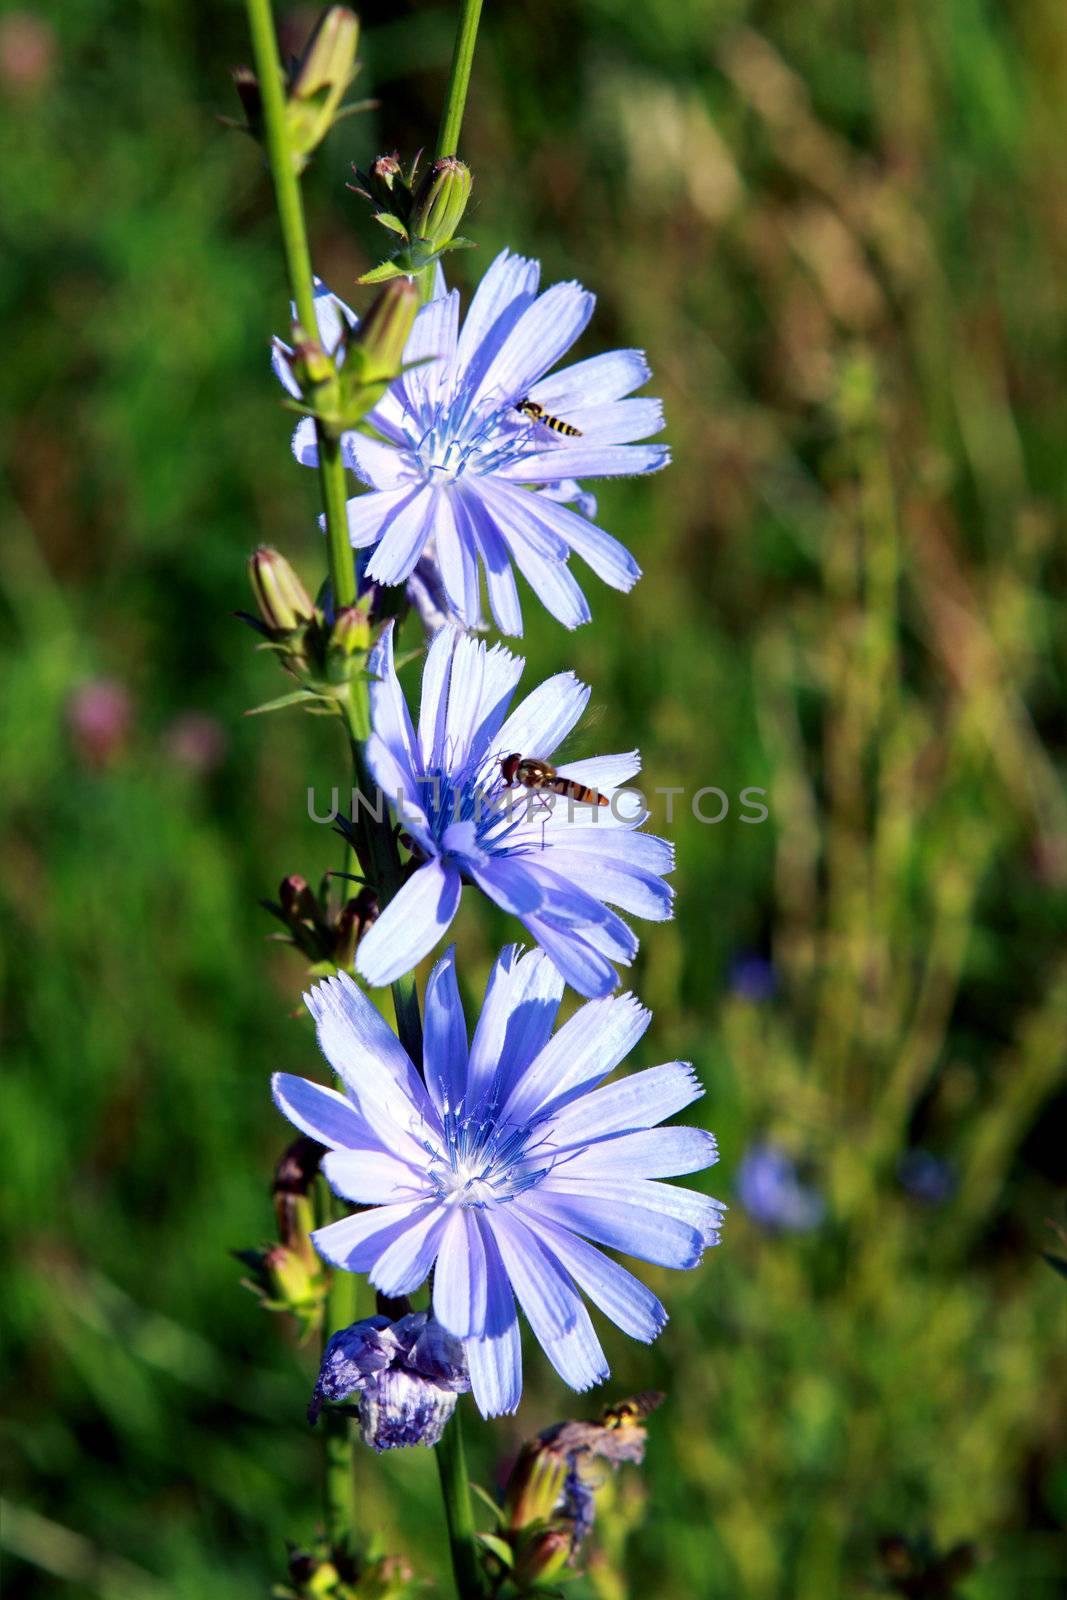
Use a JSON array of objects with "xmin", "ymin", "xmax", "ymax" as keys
[
  {"xmin": 512, "ymin": 1528, "xmax": 572, "ymax": 1590},
  {"xmin": 310, "ymin": 1312, "xmax": 470, "ymax": 1449},
  {"xmin": 411, "ymin": 156, "xmax": 472, "ymax": 248},
  {"xmin": 329, "ymin": 603, "xmax": 373, "ymax": 659},
  {"xmin": 286, "ymin": 6, "xmax": 361, "ymax": 171},
  {"xmin": 350, "ymin": 279, "xmax": 419, "ymax": 387},
  {"xmin": 503, "ymin": 1441, "xmax": 569, "ymax": 1531},
  {"xmin": 249, "ymin": 547, "xmax": 316, "ymax": 634}
]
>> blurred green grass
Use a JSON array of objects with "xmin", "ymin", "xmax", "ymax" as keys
[{"xmin": 1, "ymin": 0, "xmax": 1065, "ymax": 1596}]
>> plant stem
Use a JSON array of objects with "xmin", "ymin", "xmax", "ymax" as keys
[
  {"xmin": 436, "ymin": 0, "xmax": 485, "ymax": 158},
  {"xmin": 244, "ymin": 0, "xmax": 357, "ymax": 609},
  {"xmin": 322, "ymin": 1212, "xmax": 359, "ymax": 1555},
  {"xmin": 435, "ymin": 1409, "xmax": 484, "ymax": 1599}
]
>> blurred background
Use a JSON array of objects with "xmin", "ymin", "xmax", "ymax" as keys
[{"xmin": 1, "ymin": 0, "xmax": 1065, "ymax": 1595}]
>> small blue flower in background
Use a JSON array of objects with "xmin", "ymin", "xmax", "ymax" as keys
[
  {"xmin": 310, "ymin": 1310, "xmax": 469, "ymax": 1450},
  {"xmin": 354, "ymin": 621, "xmax": 674, "ymax": 998},
  {"xmin": 274, "ymin": 252, "xmax": 668, "ymax": 634},
  {"xmin": 273, "ymin": 945, "xmax": 723, "ymax": 1417},
  {"xmin": 897, "ymin": 1148, "xmax": 957, "ymax": 1207},
  {"xmin": 727, "ymin": 953, "xmax": 777, "ymax": 1003},
  {"xmin": 735, "ymin": 1141, "xmax": 825, "ymax": 1233}
]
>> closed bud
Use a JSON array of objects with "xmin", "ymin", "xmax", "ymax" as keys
[
  {"xmin": 249, "ymin": 547, "xmax": 316, "ymax": 634},
  {"xmin": 329, "ymin": 603, "xmax": 372, "ymax": 659},
  {"xmin": 411, "ymin": 156, "xmax": 472, "ymax": 247},
  {"xmin": 504, "ymin": 1441, "xmax": 569, "ymax": 1532},
  {"xmin": 351, "ymin": 279, "xmax": 419, "ymax": 386},
  {"xmin": 513, "ymin": 1528, "xmax": 572, "ymax": 1589},
  {"xmin": 287, "ymin": 6, "xmax": 361, "ymax": 170}
]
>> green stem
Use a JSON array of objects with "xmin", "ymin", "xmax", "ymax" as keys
[
  {"xmin": 436, "ymin": 0, "xmax": 485, "ymax": 158},
  {"xmin": 435, "ymin": 1409, "xmax": 484, "ymax": 1599},
  {"xmin": 244, "ymin": 0, "xmax": 356, "ymax": 609},
  {"xmin": 322, "ymin": 1211, "xmax": 359, "ymax": 1555}
]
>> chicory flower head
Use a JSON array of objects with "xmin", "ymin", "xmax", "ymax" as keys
[
  {"xmin": 273, "ymin": 945, "xmax": 723, "ymax": 1417},
  {"xmin": 310, "ymin": 1309, "xmax": 469, "ymax": 1450},
  {"xmin": 354, "ymin": 621, "xmax": 674, "ymax": 998},
  {"xmin": 273, "ymin": 251, "xmax": 668, "ymax": 634},
  {"xmin": 735, "ymin": 1141, "xmax": 825, "ymax": 1233}
]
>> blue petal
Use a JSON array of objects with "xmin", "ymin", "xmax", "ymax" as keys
[
  {"xmin": 556, "ymin": 398, "xmax": 665, "ymax": 445},
  {"xmin": 465, "ymin": 1215, "xmax": 522, "ymax": 1417},
  {"xmin": 553, "ymin": 751, "xmax": 642, "ymax": 791},
  {"xmin": 494, "ymin": 669, "xmax": 590, "ymax": 766},
  {"xmin": 433, "ymin": 489, "xmax": 482, "ymax": 627},
  {"xmin": 442, "ymin": 632, "xmax": 525, "ymax": 775},
  {"xmin": 433, "ymin": 1208, "xmax": 487, "ymax": 1339},
  {"xmin": 458, "ymin": 486, "xmax": 525, "ymax": 636},
  {"xmin": 456, "ymin": 248, "xmax": 542, "ymax": 403},
  {"xmin": 492, "ymin": 482, "xmax": 641, "ymax": 592},
  {"xmin": 529, "ymin": 1187, "xmax": 704, "ymax": 1270},
  {"xmin": 520, "ymin": 915, "xmax": 619, "ymax": 998},
  {"xmin": 501, "ymin": 443, "xmax": 669, "ymax": 484},
  {"xmin": 304, "ymin": 973, "xmax": 440, "ymax": 1156},
  {"xmin": 292, "ymin": 416, "xmax": 318, "ymax": 466},
  {"xmin": 503, "ymin": 991, "xmax": 649, "ymax": 1126},
  {"xmin": 312, "ymin": 1199, "xmax": 432, "ymax": 1272},
  {"xmin": 355, "ymin": 858, "xmax": 463, "ymax": 987},
  {"xmin": 528, "ymin": 349, "xmax": 652, "ymax": 409},
  {"xmin": 469, "ymin": 855, "xmax": 547, "ymax": 917},
  {"xmin": 365, "ymin": 487, "xmax": 436, "ymax": 584},
  {"xmin": 364, "ymin": 734, "xmax": 437, "ymax": 858},
  {"xmin": 322, "ymin": 1148, "xmax": 431, "ymax": 1203},
  {"xmin": 488, "ymin": 1210, "xmax": 608, "ymax": 1392},
  {"xmin": 537, "ymin": 1061, "xmax": 704, "ymax": 1146},
  {"xmin": 343, "ymin": 432, "xmax": 416, "ymax": 490},
  {"xmin": 367, "ymin": 621, "xmax": 418, "ymax": 771},
  {"xmin": 511, "ymin": 1202, "xmax": 666, "ymax": 1343},
  {"xmin": 465, "ymin": 945, "xmax": 564, "ymax": 1112},
  {"xmin": 536, "ymin": 849, "xmax": 673, "ymax": 921},
  {"xmin": 369, "ymin": 1203, "xmax": 449, "ymax": 1297},
  {"xmin": 482, "ymin": 280, "xmax": 595, "ymax": 405},
  {"xmin": 552, "ymin": 1127, "xmax": 720, "ymax": 1180},
  {"xmin": 423, "ymin": 946, "xmax": 469, "ymax": 1116},
  {"xmin": 345, "ymin": 487, "xmax": 413, "ymax": 549},
  {"xmin": 546, "ymin": 1178, "xmax": 725, "ymax": 1247},
  {"xmin": 416, "ymin": 624, "xmax": 459, "ymax": 774},
  {"xmin": 400, "ymin": 289, "xmax": 460, "ymax": 414},
  {"xmin": 271, "ymin": 1071, "xmax": 377, "ymax": 1150}
]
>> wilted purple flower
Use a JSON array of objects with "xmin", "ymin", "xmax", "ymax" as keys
[
  {"xmin": 735, "ymin": 1142, "xmax": 825, "ymax": 1232},
  {"xmin": 273, "ymin": 945, "xmax": 723, "ymax": 1416},
  {"xmin": 354, "ymin": 622, "xmax": 673, "ymax": 998},
  {"xmin": 311, "ymin": 1310, "xmax": 469, "ymax": 1450},
  {"xmin": 897, "ymin": 1149, "xmax": 957, "ymax": 1207},
  {"xmin": 274, "ymin": 252, "xmax": 668, "ymax": 634}
]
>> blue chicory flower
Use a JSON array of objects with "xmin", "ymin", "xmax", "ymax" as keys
[
  {"xmin": 353, "ymin": 621, "xmax": 674, "ymax": 998},
  {"xmin": 310, "ymin": 1310, "xmax": 470, "ymax": 1450},
  {"xmin": 896, "ymin": 1148, "xmax": 957, "ymax": 1207},
  {"xmin": 273, "ymin": 252, "xmax": 668, "ymax": 634},
  {"xmin": 735, "ymin": 1141, "xmax": 825, "ymax": 1233},
  {"xmin": 272, "ymin": 945, "xmax": 723, "ymax": 1417}
]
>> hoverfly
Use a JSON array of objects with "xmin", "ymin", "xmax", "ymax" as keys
[
  {"xmin": 500, "ymin": 753, "xmax": 608, "ymax": 809},
  {"xmin": 540, "ymin": 1392, "xmax": 665, "ymax": 1466},
  {"xmin": 515, "ymin": 397, "xmax": 583, "ymax": 437},
  {"xmin": 599, "ymin": 1391, "xmax": 664, "ymax": 1429}
]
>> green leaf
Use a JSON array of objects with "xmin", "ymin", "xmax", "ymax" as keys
[
  {"xmin": 477, "ymin": 1533, "xmax": 514, "ymax": 1567},
  {"xmin": 470, "ymin": 1482, "xmax": 505, "ymax": 1527}
]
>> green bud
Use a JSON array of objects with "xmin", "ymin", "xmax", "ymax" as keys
[
  {"xmin": 286, "ymin": 6, "xmax": 361, "ymax": 171},
  {"xmin": 411, "ymin": 157, "xmax": 472, "ymax": 248},
  {"xmin": 329, "ymin": 604, "xmax": 372, "ymax": 659},
  {"xmin": 351, "ymin": 280, "xmax": 419, "ymax": 386},
  {"xmin": 504, "ymin": 1442, "xmax": 569, "ymax": 1532},
  {"xmin": 513, "ymin": 1528, "xmax": 571, "ymax": 1590},
  {"xmin": 249, "ymin": 547, "xmax": 317, "ymax": 634}
]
